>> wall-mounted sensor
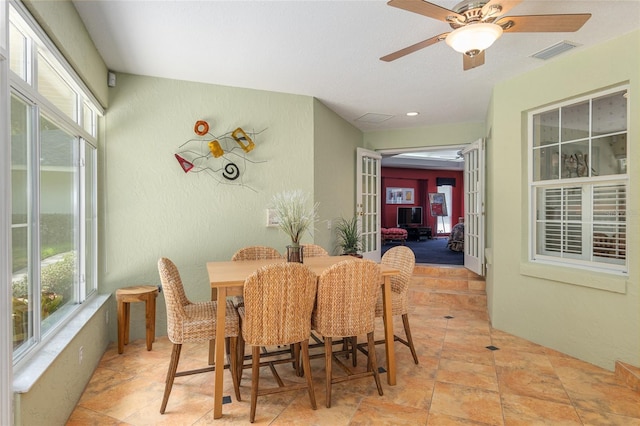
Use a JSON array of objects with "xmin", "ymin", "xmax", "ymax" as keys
[{"xmin": 108, "ymin": 71, "xmax": 116, "ymax": 87}]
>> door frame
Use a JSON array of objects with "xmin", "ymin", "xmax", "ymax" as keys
[
  {"xmin": 356, "ymin": 147, "xmax": 382, "ymax": 261},
  {"xmin": 461, "ymin": 139, "xmax": 486, "ymax": 276},
  {"xmin": 376, "ymin": 143, "xmax": 485, "ymax": 275}
]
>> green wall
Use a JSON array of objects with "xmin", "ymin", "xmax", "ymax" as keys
[
  {"xmin": 22, "ymin": 0, "xmax": 108, "ymax": 107},
  {"xmin": 102, "ymin": 73, "xmax": 317, "ymax": 340},
  {"xmin": 313, "ymin": 98, "xmax": 363, "ymax": 254},
  {"xmin": 364, "ymin": 121, "xmax": 484, "ymax": 151},
  {"xmin": 14, "ymin": 300, "xmax": 110, "ymax": 426},
  {"xmin": 487, "ymin": 30, "xmax": 639, "ymax": 370}
]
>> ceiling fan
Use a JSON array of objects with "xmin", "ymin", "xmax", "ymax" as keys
[{"xmin": 381, "ymin": 0, "xmax": 591, "ymax": 70}]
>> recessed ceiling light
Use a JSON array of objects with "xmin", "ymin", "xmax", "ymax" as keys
[{"xmin": 406, "ymin": 112, "xmax": 419, "ymax": 117}]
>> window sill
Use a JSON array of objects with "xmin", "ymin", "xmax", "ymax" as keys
[
  {"xmin": 13, "ymin": 293, "xmax": 110, "ymax": 394},
  {"xmin": 520, "ymin": 262, "xmax": 627, "ymax": 293}
]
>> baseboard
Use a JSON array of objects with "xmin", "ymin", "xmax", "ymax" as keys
[{"xmin": 615, "ymin": 361, "xmax": 640, "ymax": 393}]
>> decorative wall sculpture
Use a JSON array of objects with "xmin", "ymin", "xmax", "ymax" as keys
[{"xmin": 174, "ymin": 120, "xmax": 265, "ymax": 191}]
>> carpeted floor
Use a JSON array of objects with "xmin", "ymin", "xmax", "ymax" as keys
[{"xmin": 382, "ymin": 236, "xmax": 464, "ymax": 265}]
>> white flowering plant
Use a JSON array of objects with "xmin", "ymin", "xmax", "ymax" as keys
[{"xmin": 271, "ymin": 190, "xmax": 319, "ymax": 247}]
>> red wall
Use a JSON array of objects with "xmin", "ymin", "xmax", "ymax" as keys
[{"xmin": 382, "ymin": 167, "xmax": 464, "ymax": 235}]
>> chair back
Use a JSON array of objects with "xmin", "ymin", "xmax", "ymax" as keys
[
  {"xmin": 313, "ymin": 259, "xmax": 381, "ymax": 338},
  {"xmin": 302, "ymin": 244, "xmax": 329, "ymax": 257},
  {"xmin": 232, "ymin": 246, "xmax": 283, "ymax": 261},
  {"xmin": 157, "ymin": 257, "xmax": 192, "ymax": 343},
  {"xmin": 381, "ymin": 246, "xmax": 415, "ymax": 295},
  {"xmin": 242, "ymin": 262, "xmax": 317, "ymax": 346}
]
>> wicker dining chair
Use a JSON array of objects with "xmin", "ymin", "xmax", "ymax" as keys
[
  {"xmin": 231, "ymin": 245, "xmax": 283, "ymax": 261},
  {"xmin": 237, "ymin": 262, "xmax": 318, "ymax": 423},
  {"xmin": 312, "ymin": 258, "xmax": 383, "ymax": 408},
  {"xmin": 301, "ymin": 244, "xmax": 329, "ymax": 257},
  {"xmin": 375, "ymin": 246, "xmax": 418, "ymax": 363},
  {"xmin": 230, "ymin": 245, "xmax": 284, "ymax": 309},
  {"xmin": 157, "ymin": 257, "xmax": 240, "ymax": 414}
]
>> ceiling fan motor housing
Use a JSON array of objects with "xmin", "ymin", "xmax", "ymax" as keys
[{"xmin": 447, "ymin": 0, "xmax": 500, "ymax": 28}]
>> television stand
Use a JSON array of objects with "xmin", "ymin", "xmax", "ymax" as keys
[{"xmin": 402, "ymin": 226, "xmax": 432, "ymax": 241}]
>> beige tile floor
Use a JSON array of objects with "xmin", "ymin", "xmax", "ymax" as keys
[{"xmin": 67, "ymin": 266, "xmax": 640, "ymax": 425}]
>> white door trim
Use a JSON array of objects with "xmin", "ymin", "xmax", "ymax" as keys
[
  {"xmin": 356, "ymin": 148, "xmax": 381, "ymax": 262},
  {"xmin": 461, "ymin": 139, "xmax": 485, "ymax": 276}
]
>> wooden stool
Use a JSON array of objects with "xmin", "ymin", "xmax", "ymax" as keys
[{"xmin": 116, "ymin": 285, "xmax": 159, "ymax": 354}]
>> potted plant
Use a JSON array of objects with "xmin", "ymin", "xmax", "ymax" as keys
[
  {"xmin": 271, "ymin": 190, "xmax": 319, "ymax": 262},
  {"xmin": 335, "ymin": 215, "xmax": 362, "ymax": 257}
]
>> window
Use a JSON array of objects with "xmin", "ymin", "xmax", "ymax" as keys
[
  {"xmin": 436, "ymin": 184, "xmax": 453, "ymax": 233},
  {"xmin": 529, "ymin": 87, "xmax": 628, "ymax": 273},
  {"xmin": 9, "ymin": 4, "xmax": 99, "ymax": 364}
]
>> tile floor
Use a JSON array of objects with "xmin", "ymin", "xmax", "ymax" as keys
[{"xmin": 67, "ymin": 266, "xmax": 640, "ymax": 425}]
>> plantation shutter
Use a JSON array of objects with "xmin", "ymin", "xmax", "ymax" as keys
[{"xmin": 592, "ymin": 183, "xmax": 626, "ymax": 263}]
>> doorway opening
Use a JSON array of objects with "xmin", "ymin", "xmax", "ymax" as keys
[{"xmin": 379, "ymin": 145, "xmax": 467, "ymax": 266}]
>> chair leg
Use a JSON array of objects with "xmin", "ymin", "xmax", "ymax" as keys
[
  {"xmin": 250, "ymin": 346, "xmax": 261, "ymax": 423},
  {"xmin": 229, "ymin": 336, "xmax": 241, "ymax": 401},
  {"xmin": 402, "ymin": 313, "xmax": 419, "ymax": 364},
  {"xmin": 293, "ymin": 343, "xmax": 301, "ymax": 376},
  {"xmin": 367, "ymin": 332, "xmax": 383, "ymax": 396},
  {"xmin": 208, "ymin": 339, "xmax": 215, "ymax": 365},
  {"xmin": 351, "ymin": 336, "xmax": 357, "ymax": 367},
  {"xmin": 123, "ymin": 302, "xmax": 130, "ymax": 345},
  {"xmin": 160, "ymin": 343, "xmax": 181, "ymax": 414},
  {"xmin": 301, "ymin": 340, "xmax": 317, "ymax": 410},
  {"xmin": 324, "ymin": 337, "xmax": 333, "ymax": 408},
  {"xmin": 237, "ymin": 332, "xmax": 246, "ymax": 387}
]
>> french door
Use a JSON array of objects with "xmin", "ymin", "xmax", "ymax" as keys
[
  {"xmin": 356, "ymin": 148, "xmax": 381, "ymax": 261},
  {"xmin": 462, "ymin": 139, "xmax": 485, "ymax": 276}
]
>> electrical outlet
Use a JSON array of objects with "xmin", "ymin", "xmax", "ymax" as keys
[
  {"xmin": 79, "ymin": 346, "xmax": 84, "ymax": 365},
  {"xmin": 327, "ymin": 220, "xmax": 331, "ymax": 230}
]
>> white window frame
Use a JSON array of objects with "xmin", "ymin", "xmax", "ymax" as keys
[
  {"xmin": 8, "ymin": 1, "xmax": 100, "ymax": 367},
  {"xmin": 528, "ymin": 86, "xmax": 628, "ymax": 275},
  {"xmin": 1, "ymin": 0, "xmax": 14, "ymax": 423}
]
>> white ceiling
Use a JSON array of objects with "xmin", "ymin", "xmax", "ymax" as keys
[{"xmin": 72, "ymin": 0, "xmax": 639, "ymax": 136}]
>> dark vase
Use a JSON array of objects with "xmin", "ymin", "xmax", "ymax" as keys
[{"xmin": 286, "ymin": 245, "xmax": 304, "ymax": 263}]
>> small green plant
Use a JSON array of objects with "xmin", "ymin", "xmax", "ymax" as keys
[
  {"xmin": 41, "ymin": 252, "xmax": 75, "ymax": 301},
  {"xmin": 11, "ymin": 251, "xmax": 75, "ymax": 342},
  {"xmin": 335, "ymin": 216, "xmax": 361, "ymax": 255}
]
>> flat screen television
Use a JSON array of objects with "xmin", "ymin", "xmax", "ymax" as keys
[{"xmin": 397, "ymin": 207, "xmax": 423, "ymax": 227}]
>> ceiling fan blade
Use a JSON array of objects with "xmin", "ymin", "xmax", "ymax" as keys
[
  {"xmin": 387, "ymin": 0, "xmax": 463, "ymax": 23},
  {"xmin": 481, "ymin": 0, "xmax": 522, "ymax": 19},
  {"xmin": 463, "ymin": 51, "xmax": 485, "ymax": 71},
  {"xmin": 497, "ymin": 14, "xmax": 591, "ymax": 32},
  {"xmin": 380, "ymin": 33, "xmax": 448, "ymax": 62}
]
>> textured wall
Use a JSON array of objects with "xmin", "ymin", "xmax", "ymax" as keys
[
  {"xmin": 101, "ymin": 73, "xmax": 341, "ymax": 342},
  {"xmin": 22, "ymin": 0, "xmax": 108, "ymax": 107},
  {"xmin": 312, "ymin": 98, "xmax": 362, "ymax": 254},
  {"xmin": 488, "ymin": 30, "xmax": 639, "ymax": 370},
  {"xmin": 363, "ymin": 121, "xmax": 484, "ymax": 151},
  {"xmin": 15, "ymin": 300, "xmax": 110, "ymax": 426}
]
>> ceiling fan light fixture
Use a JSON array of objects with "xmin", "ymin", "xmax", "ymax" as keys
[{"xmin": 445, "ymin": 23, "xmax": 503, "ymax": 55}]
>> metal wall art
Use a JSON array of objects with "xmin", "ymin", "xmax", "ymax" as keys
[{"xmin": 174, "ymin": 120, "xmax": 265, "ymax": 191}]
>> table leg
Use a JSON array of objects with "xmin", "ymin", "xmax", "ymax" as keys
[
  {"xmin": 382, "ymin": 276, "xmax": 396, "ymax": 385},
  {"xmin": 145, "ymin": 295, "xmax": 156, "ymax": 351},
  {"xmin": 117, "ymin": 300, "xmax": 126, "ymax": 354},
  {"xmin": 213, "ymin": 286, "xmax": 227, "ymax": 419},
  {"xmin": 209, "ymin": 288, "xmax": 218, "ymax": 365}
]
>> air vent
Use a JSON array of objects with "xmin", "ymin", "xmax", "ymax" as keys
[
  {"xmin": 355, "ymin": 113, "xmax": 394, "ymax": 123},
  {"xmin": 531, "ymin": 41, "xmax": 580, "ymax": 60}
]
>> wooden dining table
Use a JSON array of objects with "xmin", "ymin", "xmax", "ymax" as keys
[{"xmin": 206, "ymin": 255, "xmax": 400, "ymax": 419}]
